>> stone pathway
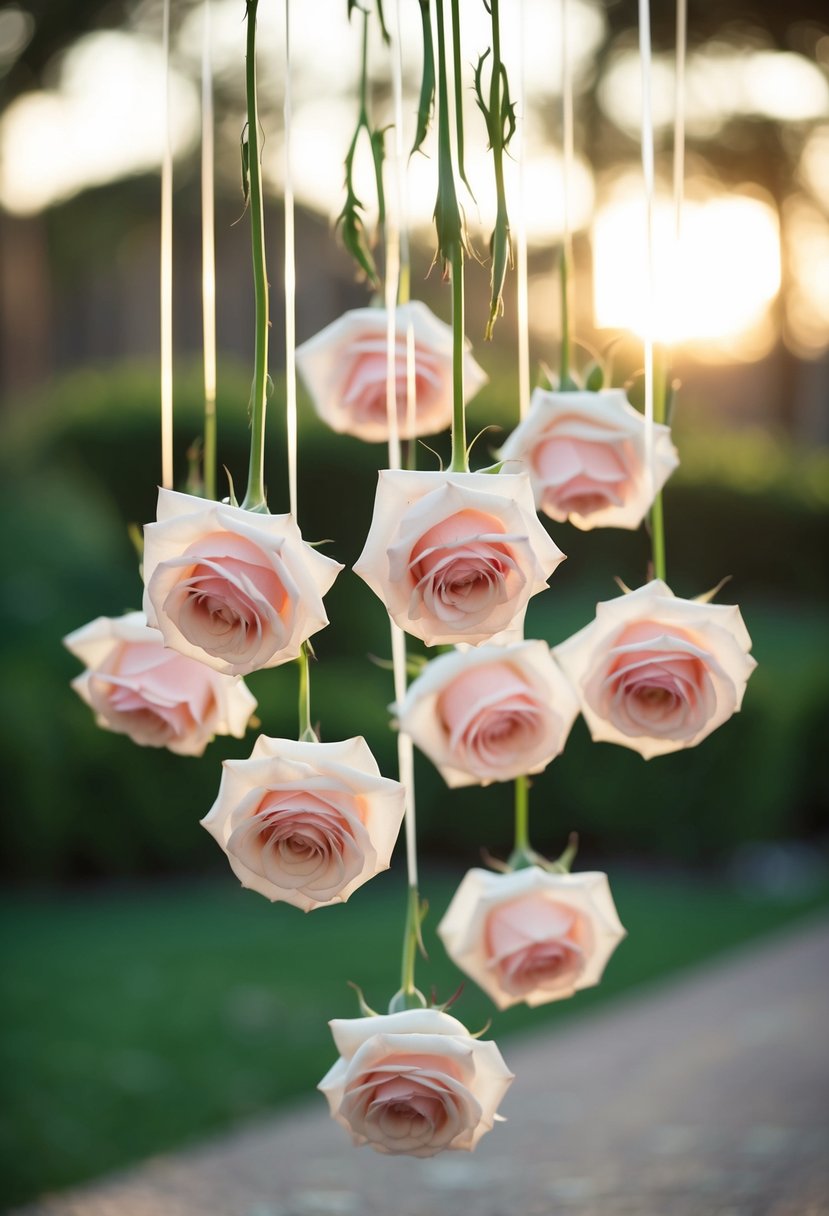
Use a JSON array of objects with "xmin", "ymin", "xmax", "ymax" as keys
[{"xmin": 15, "ymin": 916, "xmax": 829, "ymax": 1216}]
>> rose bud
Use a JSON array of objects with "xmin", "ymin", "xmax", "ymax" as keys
[
  {"xmin": 142, "ymin": 489, "xmax": 343, "ymax": 677},
  {"xmin": 498, "ymin": 387, "xmax": 678, "ymax": 530},
  {"xmin": 437, "ymin": 867, "xmax": 626, "ymax": 1010},
  {"xmin": 201, "ymin": 736, "xmax": 406, "ymax": 911},
  {"xmin": 554, "ymin": 578, "xmax": 757, "ymax": 758},
  {"xmin": 354, "ymin": 470, "xmax": 566, "ymax": 647},
  {"xmin": 63, "ymin": 611, "xmax": 256, "ymax": 757},
  {"xmin": 396, "ymin": 640, "xmax": 578, "ymax": 787},
  {"xmin": 296, "ymin": 301, "xmax": 487, "ymax": 443},
  {"xmin": 319, "ymin": 1008, "xmax": 513, "ymax": 1156}
]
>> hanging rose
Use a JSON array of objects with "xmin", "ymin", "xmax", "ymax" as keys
[
  {"xmin": 354, "ymin": 470, "xmax": 565, "ymax": 647},
  {"xmin": 395, "ymin": 640, "xmax": 578, "ymax": 787},
  {"xmin": 438, "ymin": 867, "xmax": 626, "ymax": 1010},
  {"xmin": 319, "ymin": 1008, "xmax": 513, "ymax": 1156},
  {"xmin": 296, "ymin": 301, "xmax": 487, "ymax": 443},
  {"xmin": 201, "ymin": 736, "xmax": 405, "ymax": 911},
  {"xmin": 553, "ymin": 579, "xmax": 757, "ymax": 758},
  {"xmin": 64, "ymin": 611, "xmax": 257, "ymax": 757},
  {"xmin": 142, "ymin": 490, "xmax": 343, "ymax": 677},
  {"xmin": 498, "ymin": 388, "xmax": 678, "ymax": 531}
]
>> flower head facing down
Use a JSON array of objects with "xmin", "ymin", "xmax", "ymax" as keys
[
  {"xmin": 396, "ymin": 640, "xmax": 579, "ymax": 787},
  {"xmin": 354, "ymin": 470, "xmax": 566, "ymax": 647},
  {"xmin": 201, "ymin": 736, "xmax": 405, "ymax": 911},
  {"xmin": 319, "ymin": 1008, "xmax": 513, "ymax": 1156},
  {"xmin": 437, "ymin": 867, "xmax": 626, "ymax": 1010},
  {"xmin": 64, "ymin": 611, "xmax": 257, "ymax": 757},
  {"xmin": 142, "ymin": 489, "xmax": 343, "ymax": 677},
  {"xmin": 296, "ymin": 301, "xmax": 487, "ymax": 443},
  {"xmin": 498, "ymin": 388, "xmax": 678, "ymax": 531},
  {"xmin": 553, "ymin": 579, "xmax": 757, "ymax": 758}
]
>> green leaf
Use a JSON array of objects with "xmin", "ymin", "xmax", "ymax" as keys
[
  {"xmin": 411, "ymin": 0, "xmax": 435, "ymax": 156},
  {"xmin": 336, "ymin": 189, "xmax": 379, "ymax": 286},
  {"xmin": 584, "ymin": 361, "xmax": 605, "ymax": 392},
  {"xmin": 240, "ymin": 128, "xmax": 250, "ymax": 208},
  {"xmin": 374, "ymin": 0, "xmax": 391, "ymax": 44},
  {"xmin": 370, "ymin": 126, "xmax": 387, "ymax": 226}
]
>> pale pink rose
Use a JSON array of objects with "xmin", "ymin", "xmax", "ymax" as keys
[
  {"xmin": 64, "ymin": 611, "xmax": 257, "ymax": 757},
  {"xmin": 201, "ymin": 736, "xmax": 405, "ymax": 910},
  {"xmin": 553, "ymin": 579, "xmax": 757, "ymax": 758},
  {"xmin": 498, "ymin": 388, "xmax": 678, "ymax": 530},
  {"xmin": 437, "ymin": 867, "xmax": 626, "ymax": 1010},
  {"xmin": 319, "ymin": 1008, "xmax": 513, "ymax": 1156},
  {"xmin": 396, "ymin": 640, "xmax": 579, "ymax": 787},
  {"xmin": 142, "ymin": 489, "xmax": 343, "ymax": 677},
  {"xmin": 353, "ymin": 470, "xmax": 566, "ymax": 646},
  {"xmin": 296, "ymin": 301, "xmax": 487, "ymax": 442}
]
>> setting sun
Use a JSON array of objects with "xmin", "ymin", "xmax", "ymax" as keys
[{"xmin": 592, "ymin": 184, "xmax": 781, "ymax": 356}]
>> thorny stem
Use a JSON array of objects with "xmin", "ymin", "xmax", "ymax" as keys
[
  {"xmin": 484, "ymin": 0, "xmax": 510, "ymax": 341},
  {"xmin": 241, "ymin": 0, "xmax": 269, "ymax": 513},
  {"xmin": 434, "ymin": 0, "xmax": 467, "ymax": 472},
  {"xmin": 450, "ymin": 244, "xmax": 466, "ymax": 471}
]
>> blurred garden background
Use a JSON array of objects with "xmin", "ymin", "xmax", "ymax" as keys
[{"xmin": 1, "ymin": 0, "xmax": 828, "ymax": 1208}]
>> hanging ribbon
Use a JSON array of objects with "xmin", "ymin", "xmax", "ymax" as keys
[
  {"xmin": 516, "ymin": 0, "xmax": 530, "ymax": 420},
  {"xmin": 284, "ymin": 0, "xmax": 298, "ymax": 520},
  {"xmin": 638, "ymin": 0, "xmax": 656, "ymax": 493},
  {"xmin": 160, "ymin": 0, "xmax": 174, "ymax": 490}
]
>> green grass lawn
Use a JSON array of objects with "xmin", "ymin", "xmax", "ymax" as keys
[{"xmin": 1, "ymin": 870, "xmax": 827, "ymax": 1210}]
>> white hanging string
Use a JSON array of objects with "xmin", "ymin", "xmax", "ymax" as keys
[
  {"xmin": 160, "ymin": 0, "xmax": 174, "ymax": 490},
  {"xmin": 560, "ymin": 0, "xmax": 574, "ymax": 332},
  {"xmin": 387, "ymin": 0, "xmax": 418, "ymax": 890},
  {"xmin": 672, "ymin": 0, "xmax": 687, "ymax": 343},
  {"xmin": 638, "ymin": 0, "xmax": 656, "ymax": 490},
  {"xmin": 201, "ymin": 0, "xmax": 216, "ymax": 494},
  {"xmin": 515, "ymin": 0, "xmax": 530, "ymax": 420},
  {"xmin": 284, "ymin": 0, "xmax": 298, "ymax": 520}
]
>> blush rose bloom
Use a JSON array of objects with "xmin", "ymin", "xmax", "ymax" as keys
[
  {"xmin": 201, "ymin": 736, "xmax": 406, "ymax": 911},
  {"xmin": 498, "ymin": 388, "xmax": 678, "ymax": 531},
  {"xmin": 64, "ymin": 611, "xmax": 257, "ymax": 756},
  {"xmin": 319, "ymin": 1008, "xmax": 513, "ymax": 1157},
  {"xmin": 437, "ymin": 867, "xmax": 626, "ymax": 1011},
  {"xmin": 142, "ymin": 489, "xmax": 343, "ymax": 677},
  {"xmin": 553, "ymin": 579, "xmax": 757, "ymax": 759},
  {"xmin": 353, "ymin": 470, "xmax": 566, "ymax": 647},
  {"xmin": 296, "ymin": 301, "xmax": 487, "ymax": 443},
  {"xmin": 395, "ymin": 640, "xmax": 579, "ymax": 787}
]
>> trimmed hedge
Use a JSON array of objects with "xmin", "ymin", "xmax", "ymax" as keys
[{"xmin": 2, "ymin": 362, "xmax": 827, "ymax": 877}]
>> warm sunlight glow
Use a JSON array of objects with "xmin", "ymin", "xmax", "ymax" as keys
[
  {"xmin": 593, "ymin": 184, "xmax": 781, "ymax": 355},
  {"xmin": 0, "ymin": 32, "xmax": 198, "ymax": 214},
  {"xmin": 784, "ymin": 196, "xmax": 829, "ymax": 357},
  {"xmin": 599, "ymin": 45, "xmax": 829, "ymax": 137}
]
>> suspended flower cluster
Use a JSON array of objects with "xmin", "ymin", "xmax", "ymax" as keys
[{"xmin": 62, "ymin": 0, "xmax": 756, "ymax": 1163}]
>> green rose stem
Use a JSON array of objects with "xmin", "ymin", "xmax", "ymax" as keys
[
  {"xmin": 647, "ymin": 0, "xmax": 686, "ymax": 587},
  {"xmin": 508, "ymin": 774, "xmax": 536, "ymax": 870},
  {"xmin": 297, "ymin": 642, "xmax": 318, "ymax": 743},
  {"xmin": 477, "ymin": 0, "xmax": 512, "ymax": 342},
  {"xmin": 241, "ymin": 0, "xmax": 269, "ymax": 515},
  {"xmin": 201, "ymin": 0, "xmax": 217, "ymax": 502},
  {"xmin": 434, "ymin": 0, "xmax": 468, "ymax": 474},
  {"xmin": 338, "ymin": 8, "xmax": 385, "ymax": 288},
  {"xmin": 385, "ymin": 3, "xmax": 424, "ymax": 1012},
  {"xmin": 558, "ymin": 245, "xmax": 575, "ymax": 389},
  {"xmin": 648, "ymin": 348, "xmax": 668, "ymax": 582}
]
